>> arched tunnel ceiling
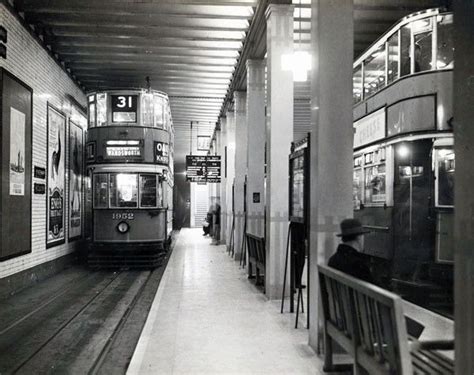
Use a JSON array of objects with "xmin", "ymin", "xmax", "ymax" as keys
[{"xmin": 10, "ymin": 0, "xmax": 450, "ymax": 164}]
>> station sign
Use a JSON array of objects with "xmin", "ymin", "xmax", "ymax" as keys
[
  {"xmin": 154, "ymin": 141, "xmax": 169, "ymax": 165},
  {"xmin": 111, "ymin": 94, "xmax": 138, "ymax": 123},
  {"xmin": 186, "ymin": 155, "xmax": 221, "ymax": 183}
]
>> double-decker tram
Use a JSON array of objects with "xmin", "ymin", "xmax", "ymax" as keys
[
  {"xmin": 86, "ymin": 88, "xmax": 174, "ymax": 268},
  {"xmin": 352, "ymin": 8, "xmax": 454, "ymax": 315}
]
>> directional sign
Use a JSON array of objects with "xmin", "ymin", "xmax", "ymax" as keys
[{"xmin": 186, "ymin": 155, "xmax": 221, "ymax": 183}]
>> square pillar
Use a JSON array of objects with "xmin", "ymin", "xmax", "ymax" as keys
[
  {"xmin": 219, "ymin": 117, "xmax": 227, "ymax": 243},
  {"xmin": 246, "ymin": 59, "xmax": 266, "ymax": 238},
  {"xmin": 453, "ymin": 1, "xmax": 474, "ymax": 372},
  {"xmin": 225, "ymin": 110, "xmax": 236, "ymax": 251},
  {"xmin": 265, "ymin": 4, "xmax": 294, "ymax": 299},
  {"xmin": 308, "ymin": 0, "xmax": 354, "ymax": 350},
  {"xmin": 234, "ymin": 91, "xmax": 247, "ymax": 261}
]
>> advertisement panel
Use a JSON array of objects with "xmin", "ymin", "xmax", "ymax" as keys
[
  {"xmin": 68, "ymin": 121, "xmax": 83, "ymax": 241},
  {"xmin": 47, "ymin": 105, "xmax": 66, "ymax": 247}
]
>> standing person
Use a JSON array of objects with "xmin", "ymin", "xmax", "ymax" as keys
[
  {"xmin": 211, "ymin": 203, "xmax": 221, "ymax": 245},
  {"xmin": 328, "ymin": 218, "xmax": 374, "ymax": 283},
  {"xmin": 203, "ymin": 209, "xmax": 213, "ymax": 236}
]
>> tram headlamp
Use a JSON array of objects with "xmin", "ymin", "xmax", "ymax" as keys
[
  {"xmin": 397, "ymin": 144, "xmax": 410, "ymax": 158},
  {"xmin": 117, "ymin": 221, "xmax": 129, "ymax": 234}
]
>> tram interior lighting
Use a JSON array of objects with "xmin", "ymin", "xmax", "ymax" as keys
[
  {"xmin": 397, "ymin": 144, "xmax": 410, "ymax": 158},
  {"xmin": 106, "ymin": 140, "xmax": 140, "ymax": 146}
]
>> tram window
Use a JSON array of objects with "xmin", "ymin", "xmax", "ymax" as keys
[
  {"xmin": 154, "ymin": 95, "xmax": 164, "ymax": 129},
  {"xmin": 93, "ymin": 174, "xmax": 108, "ymax": 208},
  {"xmin": 437, "ymin": 14, "xmax": 454, "ymax": 69},
  {"xmin": 387, "ymin": 32, "xmax": 399, "ymax": 84},
  {"xmin": 364, "ymin": 164, "xmax": 386, "ymax": 204},
  {"xmin": 414, "ymin": 31, "xmax": 432, "ymax": 73},
  {"xmin": 88, "ymin": 103, "xmax": 96, "ymax": 128},
  {"xmin": 436, "ymin": 148, "xmax": 454, "ymax": 207},
  {"xmin": 142, "ymin": 94, "xmax": 154, "ymax": 127},
  {"xmin": 353, "ymin": 66, "xmax": 362, "ymax": 104},
  {"xmin": 363, "ymin": 45, "xmax": 385, "ymax": 98},
  {"xmin": 97, "ymin": 93, "xmax": 107, "ymax": 127},
  {"xmin": 109, "ymin": 173, "xmax": 138, "ymax": 208},
  {"xmin": 140, "ymin": 174, "xmax": 157, "ymax": 207},
  {"xmin": 400, "ymin": 25, "xmax": 411, "ymax": 77},
  {"xmin": 353, "ymin": 168, "xmax": 363, "ymax": 210},
  {"xmin": 158, "ymin": 180, "xmax": 164, "ymax": 208}
]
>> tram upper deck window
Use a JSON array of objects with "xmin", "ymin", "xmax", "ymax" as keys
[
  {"xmin": 154, "ymin": 95, "xmax": 164, "ymax": 129},
  {"xmin": 140, "ymin": 174, "xmax": 157, "ymax": 208},
  {"xmin": 97, "ymin": 93, "xmax": 107, "ymax": 127},
  {"xmin": 353, "ymin": 156, "xmax": 363, "ymax": 210},
  {"xmin": 437, "ymin": 14, "xmax": 454, "ymax": 69},
  {"xmin": 353, "ymin": 67, "xmax": 362, "ymax": 104},
  {"xmin": 435, "ymin": 148, "xmax": 454, "ymax": 207},
  {"xmin": 413, "ymin": 18, "xmax": 433, "ymax": 73},
  {"xmin": 93, "ymin": 174, "xmax": 108, "ymax": 208},
  {"xmin": 387, "ymin": 32, "xmax": 399, "ymax": 84},
  {"xmin": 88, "ymin": 95, "xmax": 96, "ymax": 128},
  {"xmin": 141, "ymin": 94, "xmax": 154, "ymax": 127},
  {"xmin": 109, "ymin": 173, "xmax": 138, "ymax": 208},
  {"xmin": 363, "ymin": 45, "xmax": 385, "ymax": 98}
]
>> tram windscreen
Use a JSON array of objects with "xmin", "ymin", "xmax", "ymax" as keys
[
  {"xmin": 140, "ymin": 174, "xmax": 157, "ymax": 207},
  {"xmin": 109, "ymin": 173, "xmax": 138, "ymax": 208},
  {"xmin": 93, "ymin": 174, "xmax": 108, "ymax": 208}
]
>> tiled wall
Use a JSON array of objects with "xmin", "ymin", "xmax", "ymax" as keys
[{"xmin": 0, "ymin": 4, "xmax": 87, "ymax": 279}]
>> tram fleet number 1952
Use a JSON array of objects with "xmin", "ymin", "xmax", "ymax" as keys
[{"xmin": 112, "ymin": 213, "xmax": 135, "ymax": 220}]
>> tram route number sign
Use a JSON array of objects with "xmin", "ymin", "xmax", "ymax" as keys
[
  {"xmin": 154, "ymin": 141, "xmax": 169, "ymax": 165},
  {"xmin": 186, "ymin": 155, "xmax": 221, "ymax": 183},
  {"xmin": 111, "ymin": 95, "xmax": 138, "ymax": 123}
]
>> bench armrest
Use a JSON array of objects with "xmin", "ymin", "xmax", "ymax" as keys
[{"xmin": 410, "ymin": 339, "xmax": 454, "ymax": 351}]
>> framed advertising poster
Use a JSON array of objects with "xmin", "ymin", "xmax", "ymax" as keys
[
  {"xmin": 288, "ymin": 135, "xmax": 310, "ymax": 224},
  {"xmin": 68, "ymin": 120, "xmax": 83, "ymax": 241},
  {"xmin": 47, "ymin": 105, "xmax": 66, "ymax": 248},
  {"xmin": 0, "ymin": 69, "xmax": 32, "ymax": 261}
]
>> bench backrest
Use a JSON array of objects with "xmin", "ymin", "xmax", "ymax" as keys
[
  {"xmin": 318, "ymin": 264, "xmax": 412, "ymax": 375},
  {"xmin": 246, "ymin": 234, "xmax": 265, "ymax": 265}
]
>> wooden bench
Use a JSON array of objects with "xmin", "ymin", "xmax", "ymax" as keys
[
  {"xmin": 246, "ymin": 234, "xmax": 265, "ymax": 289},
  {"xmin": 318, "ymin": 264, "xmax": 454, "ymax": 374}
]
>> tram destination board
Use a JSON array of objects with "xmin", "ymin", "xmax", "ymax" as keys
[{"xmin": 186, "ymin": 155, "xmax": 221, "ymax": 183}]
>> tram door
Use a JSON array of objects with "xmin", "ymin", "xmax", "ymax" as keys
[{"xmin": 392, "ymin": 139, "xmax": 435, "ymax": 280}]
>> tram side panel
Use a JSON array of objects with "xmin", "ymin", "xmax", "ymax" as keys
[{"xmin": 353, "ymin": 70, "xmax": 454, "ymax": 293}]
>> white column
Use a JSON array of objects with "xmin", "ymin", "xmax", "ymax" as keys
[
  {"xmin": 246, "ymin": 59, "xmax": 266, "ymax": 238},
  {"xmin": 265, "ymin": 4, "xmax": 294, "ymax": 299},
  {"xmin": 219, "ymin": 117, "xmax": 227, "ymax": 243},
  {"xmin": 308, "ymin": 0, "xmax": 354, "ymax": 350},
  {"xmin": 225, "ymin": 110, "xmax": 236, "ymax": 251},
  {"xmin": 453, "ymin": 1, "xmax": 474, "ymax": 372},
  {"xmin": 234, "ymin": 91, "xmax": 248, "ymax": 261}
]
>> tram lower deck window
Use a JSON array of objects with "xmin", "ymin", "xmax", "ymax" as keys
[
  {"xmin": 140, "ymin": 174, "xmax": 158, "ymax": 207},
  {"xmin": 109, "ymin": 173, "xmax": 138, "ymax": 208}
]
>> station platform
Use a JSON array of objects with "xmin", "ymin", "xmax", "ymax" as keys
[{"xmin": 128, "ymin": 228, "xmax": 322, "ymax": 374}]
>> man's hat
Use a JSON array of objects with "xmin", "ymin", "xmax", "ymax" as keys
[{"xmin": 336, "ymin": 218, "xmax": 370, "ymax": 237}]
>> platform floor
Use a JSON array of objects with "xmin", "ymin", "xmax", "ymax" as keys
[{"xmin": 128, "ymin": 228, "xmax": 323, "ymax": 374}]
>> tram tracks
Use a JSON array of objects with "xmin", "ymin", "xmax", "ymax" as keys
[{"xmin": 0, "ymin": 265, "xmax": 167, "ymax": 374}]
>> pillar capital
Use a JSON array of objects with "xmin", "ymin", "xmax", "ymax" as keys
[
  {"xmin": 246, "ymin": 59, "xmax": 265, "ymax": 70},
  {"xmin": 233, "ymin": 91, "xmax": 247, "ymax": 114}
]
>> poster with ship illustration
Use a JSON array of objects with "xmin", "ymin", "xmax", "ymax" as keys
[
  {"xmin": 47, "ymin": 105, "xmax": 66, "ymax": 247},
  {"xmin": 68, "ymin": 121, "xmax": 83, "ymax": 240},
  {"xmin": 9, "ymin": 107, "xmax": 26, "ymax": 196}
]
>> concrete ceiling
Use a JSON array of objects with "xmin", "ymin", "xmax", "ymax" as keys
[{"xmin": 11, "ymin": 0, "xmax": 450, "ymax": 166}]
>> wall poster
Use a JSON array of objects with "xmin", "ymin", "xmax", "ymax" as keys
[
  {"xmin": 68, "ymin": 120, "xmax": 83, "ymax": 241},
  {"xmin": 0, "ymin": 69, "xmax": 33, "ymax": 260},
  {"xmin": 47, "ymin": 105, "xmax": 66, "ymax": 248},
  {"xmin": 9, "ymin": 107, "xmax": 26, "ymax": 196}
]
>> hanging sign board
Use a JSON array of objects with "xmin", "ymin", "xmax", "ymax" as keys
[{"xmin": 186, "ymin": 155, "xmax": 221, "ymax": 183}]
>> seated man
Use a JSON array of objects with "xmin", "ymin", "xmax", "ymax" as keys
[{"xmin": 328, "ymin": 218, "xmax": 374, "ymax": 283}]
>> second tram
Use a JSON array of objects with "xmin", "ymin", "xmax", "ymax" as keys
[
  {"xmin": 86, "ymin": 88, "xmax": 174, "ymax": 268},
  {"xmin": 352, "ymin": 8, "xmax": 454, "ymax": 316}
]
